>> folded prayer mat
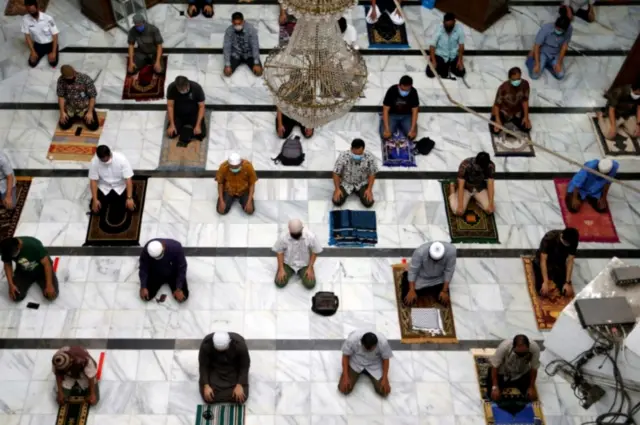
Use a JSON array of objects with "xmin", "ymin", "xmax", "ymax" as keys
[
  {"xmin": 329, "ymin": 209, "xmax": 377, "ymax": 247},
  {"xmin": 382, "ymin": 134, "xmax": 416, "ymax": 167}
]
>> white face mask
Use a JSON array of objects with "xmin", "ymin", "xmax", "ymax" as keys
[
  {"xmin": 234, "ymin": 25, "xmax": 244, "ymax": 31},
  {"xmin": 631, "ymin": 92, "xmax": 640, "ymax": 100}
]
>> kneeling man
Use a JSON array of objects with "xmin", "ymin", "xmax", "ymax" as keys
[
  {"xmin": 215, "ymin": 153, "xmax": 258, "ymax": 215},
  {"xmin": 139, "ymin": 239, "xmax": 189, "ymax": 303},
  {"xmin": 199, "ymin": 332, "xmax": 250, "ymax": 404},
  {"xmin": 534, "ymin": 228, "xmax": 578, "ymax": 299},
  {"xmin": 403, "ymin": 241, "xmax": 456, "ymax": 307},
  {"xmin": 566, "ymin": 158, "xmax": 618, "ymax": 213},
  {"xmin": 339, "ymin": 330, "xmax": 392, "ymax": 397},
  {"xmin": 57, "ymin": 65, "xmax": 100, "ymax": 132},
  {"xmin": 53, "ymin": 346, "xmax": 99, "ymax": 406},
  {"xmin": 488, "ymin": 335, "xmax": 540, "ymax": 402},
  {"xmin": 166, "ymin": 76, "xmax": 207, "ymax": 144},
  {"xmin": 88, "ymin": 145, "xmax": 135, "ymax": 221},
  {"xmin": 273, "ymin": 219, "xmax": 322, "ymax": 289},
  {"xmin": 449, "ymin": 152, "xmax": 496, "ymax": 216},
  {"xmin": 332, "ymin": 139, "xmax": 378, "ymax": 208}
]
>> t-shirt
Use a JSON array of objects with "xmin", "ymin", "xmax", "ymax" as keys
[
  {"xmin": 534, "ymin": 22, "xmax": 573, "ymax": 58},
  {"xmin": 494, "ymin": 80, "xmax": 530, "ymax": 119},
  {"xmin": 457, "ymin": 157, "xmax": 496, "ymax": 192},
  {"xmin": 166, "ymin": 80, "xmax": 205, "ymax": 117},
  {"xmin": 341, "ymin": 330, "xmax": 393, "ymax": 380},
  {"xmin": 490, "ymin": 339, "xmax": 541, "ymax": 381},
  {"xmin": 3, "ymin": 237, "xmax": 48, "ymax": 272},
  {"xmin": 383, "ymin": 85, "xmax": 420, "ymax": 116},
  {"xmin": 127, "ymin": 23, "xmax": 164, "ymax": 56},
  {"xmin": 535, "ymin": 229, "xmax": 578, "ymax": 267}
]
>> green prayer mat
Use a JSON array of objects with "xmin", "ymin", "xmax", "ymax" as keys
[
  {"xmin": 56, "ymin": 395, "xmax": 90, "ymax": 425},
  {"xmin": 196, "ymin": 404, "xmax": 245, "ymax": 425}
]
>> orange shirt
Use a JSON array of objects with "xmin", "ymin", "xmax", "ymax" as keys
[{"xmin": 215, "ymin": 160, "xmax": 258, "ymax": 196}]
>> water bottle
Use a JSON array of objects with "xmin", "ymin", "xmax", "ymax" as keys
[
  {"xmin": 422, "ymin": 0, "xmax": 436, "ymax": 9},
  {"xmin": 402, "ymin": 258, "xmax": 407, "ymax": 264}
]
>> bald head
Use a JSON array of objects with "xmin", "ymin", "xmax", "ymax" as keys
[{"xmin": 288, "ymin": 219, "xmax": 303, "ymax": 239}]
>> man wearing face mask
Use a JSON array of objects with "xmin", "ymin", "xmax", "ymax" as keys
[
  {"xmin": 127, "ymin": 14, "xmax": 164, "ymax": 75},
  {"xmin": 403, "ymin": 241, "xmax": 456, "ymax": 307},
  {"xmin": 56, "ymin": 65, "xmax": 99, "ymax": 132},
  {"xmin": 488, "ymin": 335, "xmax": 540, "ymax": 402},
  {"xmin": 215, "ymin": 152, "xmax": 258, "ymax": 215},
  {"xmin": 332, "ymin": 139, "xmax": 378, "ymax": 208},
  {"xmin": 380, "ymin": 75, "xmax": 420, "ymax": 141},
  {"xmin": 166, "ymin": 76, "xmax": 207, "ymax": 145},
  {"xmin": 199, "ymin": 332, "xmax": 250, "ymax": 404},
  {"xmin": 559, "ymin": 0, "xmax": 595, "ymax": 23},
  {"xmin": 599, "ymin": 78, "xmax": 640, "ymax": 140},
  {"xmin": 21, "ymin": 0, "xmax": 59, "ymax": 68},
  {"xmin": 272, "ymin": 219, "xmax": 323, "ymax": 289},
  {"xmin": 449, "ymin": 152, "xmax": 496, "ymax": 216},
  {"xmin": 88, "ymin": 145, "xmax": 135, "ymax": 222},
  {"xmin": 526, "ymin": 16, "xmax": 572, "ymax": 80},
  {"xmin": 188, "ymin": 0, "xmax": 214, "ymax": 18},
  {"xmin": 490, "ymin": 67, "xmax": 531, "ymax": 136},
  {"xmin": 223, "ymin": 12, "xmax": 262, "ymax": 77},
  {"xmin": 533, "ymin": 227, "xmax": 579, "ymax": 299},
  {"xmin": 427, "ymin": 13, "xmax": 466, "ymax": 79}
]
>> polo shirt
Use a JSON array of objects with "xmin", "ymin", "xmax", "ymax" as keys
[
  {"xmin": 127, "ymin": 23, "xmax": 164, "ymax": 56},
  {"xmin": 272, "ymin": 228, "xmax": 323, "ymax": 270},
  {"xmin": 166, "ymin": 80, "xmax": 206, "ymax": 117},
  {"xmin": 431, "ymin": 23, "xmax": 465, "ymax": 62},
  {"xmin": 567, "ymin": 159, "xmax": 619, "ymax": 200},
  {"xmin": 534, "ymin": 22, "xmax": 573, "ymax": 58},
  {"xmin": 490, "ymin": 339, "xmax": 541, "ymax": 381},
  {"xmin": 0, "ymin": 151, "xmax": 16, "ymax": 194},
  {"xmin": 88, "ymin": 151, "xmax": 134, "ymax": 196},
  {"xmin": 21, "ymin": 12, "xmax": 59, "ymax": 44}
]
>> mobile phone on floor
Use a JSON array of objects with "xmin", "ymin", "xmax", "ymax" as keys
[
  {"xmin": 26, "ymin": 302, "xmax": 40, "ymax": 309},
  {"xmin": 156, "ymin": 294, "xmax": 167, "ymax": 303},
  {"xmin": 75, "ymin": 127, "xmax": 82, "ymax": 136}
]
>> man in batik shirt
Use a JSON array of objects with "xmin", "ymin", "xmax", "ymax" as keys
[{"xmin": 56, "ymin": 65, "xmax": 99, "ymax": 131}]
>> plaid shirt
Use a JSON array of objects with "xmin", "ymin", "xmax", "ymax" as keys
[
  {"xmin": 333, "ymin": 151, "xmax": 378, "ymax": 194},
  {"xmin": 223, "ymin": 22, "xmax": 261, "ymax": 66},
  {"xmin": 215, "ymin": 160, "xmax": 258, "ymax": 196},
  {"xmin": 56, "ymin": 72, "xmax": 97, "ymax": 113},
  {"xmin": 457, "ymin": 157, "xmax": 495, "ymax": 192}
]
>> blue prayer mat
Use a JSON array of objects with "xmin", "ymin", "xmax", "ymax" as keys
[
  {"xmin": 382, "ymin": 134, "xmax": 416, "ymax": 167},
  {"xmin": 487, "ymin": 402, "xmax": 542, "ymax": 425},
  {"xmin": 329, "ymin": 210, "xmax": 377, "ymax": 247}
]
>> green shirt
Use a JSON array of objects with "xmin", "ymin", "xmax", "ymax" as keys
[{"xmin": 5, "ymin": 237, "xmax": 48, "ymax": 272}]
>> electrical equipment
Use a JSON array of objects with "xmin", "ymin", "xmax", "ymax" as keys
[
  {"xmin": 578, "ymin": 382, "xmax": 606, "ymax": 409},
  {"xmin": 612, "ymin": 266, "xmax": 640, "ymax": 287},
  {"xmin": 574, "ymin": 297, "xmax": 636, "ymax": 329}
]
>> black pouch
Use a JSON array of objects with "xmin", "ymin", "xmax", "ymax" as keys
[
  {"xmin": 311, "ymin": 291, "xmax": 340, "ymax": 316},
  {"xmin": 413, "ymin": 137, "xmax": 435, "ymax": 155}
]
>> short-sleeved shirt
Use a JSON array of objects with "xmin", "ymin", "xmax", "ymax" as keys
[
  {"xmin": 21, "ymin": 12, "xmax": 59, "ymax": 44},
  {"xmin": 0, "ymin": 151, "xmax": 15, "ymax": 194},
  {"xmin": 457, "ymin": 157, "xmax": 496, "ymax": 192},
  {"xmin": 567, "ymin": 159, "xmax": 619, "ymax": 200},
  {"xmin": 431, "ymin": 23, "xmax": 465, "ymax": 62},
  {"xmin": 2, "ymin": 237, "xmax": 48, "ymax": 272},
  {"xmin": 534, "ymin": 22, "xmax": 573, "ymax": 58},
  {"xmin": 56, "ymin": 72, "xmax": 98, "ymax": 112},
  {"xmin": 127, "ymin": 24, "xmax": 164, "ymax": 55},
  {"xmin": 341, "ymin": 330, "xmax": 393, "ymax": 380},
  {"xmin": 215, "ymin": 160, "xmax": 258, "ymax": 197},
  {"xmin": 88, "ymin": 151, "xmax": 134, "ymax": 196},
  {"xmin": 605, "ymin": 84, "xmax": 640, "ymax": 118},
  {"xmin": 494, "ymin": 80, "xmax": 530, "ymax": 119},
  {"xmin": 272, "ymin": 228, "xmax": 323, "ymax": 270},
  {"xmin": 383, "ymin": 85, "xmax": 420, "ymax": 116},
  {"xmin": 52, "ymin": 346, "xmax": 98, "ymax": 390},
  {"xmin": 564, "ymin": 0, "xmax": 594, "ymax": 11},
  {"xmin": 333, "ymin": 151, "xmax": 379, "ymax": 194},
  {"xmin": 166, "ymin": 80, "xmax": 205, "ymax": 117},
  {"xmin": 490, "ymin": 339, "xmax": 541, "ymax": 381},
  {"xmin": 535, "ymin": 229, "xmax": 578, "ymax": 267}
]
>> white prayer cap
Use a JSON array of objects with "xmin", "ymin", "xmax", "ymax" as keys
[
  {"xmin": 598, "ymin": 159, "xmax": 613, "ymax": 174},
  {"xmin": 228, "ymin": 153, "xmax": 242, "ymax": 167},
  {"xmin": 288, "ymin": 219, "xmax": 303, "ymax": 233},
  {"xmin": 147, "ymin": 240, "xmax": 164, "ymax": 259},
  {"xmin": 213, "ymin": 332, "xmax": 231, "ymax": 351},
  {"xmin": 428, "ymin": 241, "xmax": 445, "ymax": 260}
]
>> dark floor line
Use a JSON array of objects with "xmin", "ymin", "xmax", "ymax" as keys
[
  {"xmin": 45, "ymin": 247, "xmax": 640, "ymax": 259},
  {"xmin": 160, "ymin": 0, "xmax": 640, "ymax": 6}
]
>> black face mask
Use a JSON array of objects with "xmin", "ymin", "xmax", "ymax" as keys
[
  {"xmin": 65, "ymin": 78, "xmax": 76, "ymax": 84},
  {"xmin": 444, "ymin": 25, "xmax": 454, "ymax": 33},
  {"xmin": 515, "ymin": 351, "xmax": 529, "ymax": 358},
  {"xmin": 30, "ymin": 12, "xmax": 39, "ymax": 18},
  {"xmin": 290, "ymin": 233, "xmax": 302, "ymax": 240}
]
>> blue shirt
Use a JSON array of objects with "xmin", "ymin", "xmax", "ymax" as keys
[
  {"xmin": 567, "ymin": 159, "xmax": 619, "ymax": 199},
  {"xmin": 139, "ymin": 238, "xmax": 188, "ymax": 289},
  {"xmin": 534, "ymin": 22, "xmax": 573, "ymax": 58},
  {"xmin": 431, "ymin": 24, "xmax": 465, "ymax": 62}
]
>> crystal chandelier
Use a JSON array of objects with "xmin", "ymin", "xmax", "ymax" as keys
[{"xmin": 264, "ymin": 0, "xmax": 368, "ymax": 129}]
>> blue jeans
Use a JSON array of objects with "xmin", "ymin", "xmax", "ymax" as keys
[
  {"xmin": 379, "ymin": 114, "xmax": 413, "ymax": 139},
  {"xmin": 525, "ymin": 54, "xmax": 565, "ymax": 80}
]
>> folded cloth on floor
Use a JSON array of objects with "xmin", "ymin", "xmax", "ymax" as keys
[
  {"xmin": 410, "ymin": 308, "xmax": 444, "ymax": 335},
  {"xmin": 383, "ymin": 134, "xmax": 416, "ymax": 167},
  {"xmin": 329, "ymin": 209, "xmax": 377, "ymax": 247}
]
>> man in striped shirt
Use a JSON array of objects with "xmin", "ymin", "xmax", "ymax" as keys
[{"xmin": 222, "ymin": 12, "xmax": 262, "ymax": 77}]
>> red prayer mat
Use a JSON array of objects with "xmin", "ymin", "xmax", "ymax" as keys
[
  {"xmin": 554, "ymin": 178, "xmax": 619, "ymax": 243},
  {"xmin": 122, "ymin": 56, "xmax": 167, "ymax": 102}
]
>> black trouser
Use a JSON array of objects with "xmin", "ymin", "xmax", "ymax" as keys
[
  {"xmin": 400, "ymin": 271, "xmax": 444, "ymax": 306},
  {"xmin": 426, "ymin": 55, "xmax": 466, "ymax": 79},
  {"xmin": 559, "ymin": 5, "xmax": 593, "ymax": 22},
  {"xmin": 59, "ymin": 108, "xmax": 100, "ymax": 132},
  {"xmin": 229, "ymin": 57, "xmax": 262, "ymax": 75},
  {"xmin": 168, "ymin": 112, "xmax": 207, "ymax": 142},
  {"xmin": 217, "ymin": 191, "xmax": 254, "ymax": 215},
  {"xmin": 29, "ymin": 42, "xmax": 59, "ymax": 68},
  {"xmin": 91, "ymin": 189, "xmax": 129, "ymax": 224},
  {"xmin": 275, "ymin": 114, "xmax": 313, "ymax": 139},
  {"xmin": 11, "ymin": 264, "xmax": 60, "ymax": 302},
  {"xmin": 144, "ymin": 272, "xmax": 190, "ymax": 301},
  {"xmin": 128, "ymin": 52, "xmax": 160, "ymax": 75},
  {"xmin": 564, "ymin": 191, "xmax": 608, "ymax": 214},
  {"xmin": 188, "ymin": 0, "xmax": 214, "ymax": 17},
  {"xmin": 332, "ymin": 184, "xmax": 374, "ymax": 208},
  {"xmin": 533, "ymin": 258, "xmax": 566, "ymax": 293},
  {"xmin": 489, "ymin": 111, "xmax": 531, "ymax": 134},
  {"xmin": 485, "ymin": 370, "xmax": 532, "ymax": 401}
]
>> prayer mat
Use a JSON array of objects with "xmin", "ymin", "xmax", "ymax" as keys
[
  {"xmin": 0, "ymin": 177, "xmax": 31, "ymax": 240},
  {"xmin": 157, "ymin": 114, "xmax": 210, "ymax": 170},
  {"xmin": 329, "ymin": 209, "xmax": 377, "ymax": 247},
  {"xmin": 47, "ymin": 112, "xmax": 107, "ymax": 162},
  {"xmin": 490, "ymin": 123, "xmax": 535, "ymax": 157},
  {"xmin": 196, "ymin": 404, "xmax": 246, "ymax": 425},
  {"xmin": 590, "ymin": 113, "xmax": 640, "ymax": 158},
  {"xmin": 440, "ymin": 181, "xmax": 500, "ymax": 244},
  {"xmin": 4, "ymin": 0, "xmax": 48, "ymax": 15},
  {"xmin": 278, "ymin": 17, "xmax": 297, "ymax": 47},
  {"xmin": 554, "ymin": 178, "xmax": 619, "ymax": 243},
  {"xmin": 56, "ymin": 395, "xmax": 90, "ymax": 425},
  {"xmin": 382, "ymin": 134, "xmax": 416, "ymax": 167},
  {"xmin": 473, "ymin": 351, "xmax": 545, "ymax": 425},
  {"xmin": 365, "ymin": 8, "xmax": 409, "ymax": 49},
  {"xmin": 83, "ymin": 177, "xmax": 148, "ymax": 247},
  {"xmin": 522, "ymin": 256, "xmax": 572, "ymax": 330},
  {"xmin": 392, "ymin": 264, "xmax": 458, "ymax": 344},
  {"xmin": 122, "ymin": 56, "xmax": 168, "ymax": 102}
]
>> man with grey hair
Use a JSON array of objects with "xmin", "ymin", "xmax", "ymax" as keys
[
  {"xmin": 127, "ymin": 13, "xmax": 164, "ymax": 75},
  {"xmin": 272, "ymin": 219, "xmax": 322, "ymax": 289},
  {"xmin": 166, "ymin": 76, "xmax": 207, "ymax": 145}
]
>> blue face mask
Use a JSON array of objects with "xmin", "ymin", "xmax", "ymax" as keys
[
  {"xmin": 398, "ymin": 89, "xmax": 410, "ymax": 97},
  {"xmin": 510, "ymin": 79, "xmax": 522, "ymax": 87},
  {"xmin": 230, "ymin": 168, "xmax": 241, "ymax": 174},
  {"xmin": 554, "ymin": 29, "xmax": 564, "ymax": 35},
  {"xmin": 136, "ymin": 25, "xmax": 145, "ymax": 32},
  {"xmin": 351, "ymin": 154, "xmax": 362, "ymax": 161}
]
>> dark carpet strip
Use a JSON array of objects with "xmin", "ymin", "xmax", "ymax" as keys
[{"xmin": 160, "ymin": 0, "xmax": 640, "ymax": 6}]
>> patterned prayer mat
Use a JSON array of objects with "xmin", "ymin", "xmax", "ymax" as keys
[
  {"xmin": 4, "ymin": 0, "xmax": 48, "ymax": 15},
  {"xmin": 0, "ymin": 177, "xmax": 31, "ymax": 241},
  {"xmin": 83, "ymin": 177, "xmax": 148, "ymax": 246},
  {"xmin": 392, "ymin": 264, "xmax": 457, "ymax": 344},
  {"xmin": 56, "ymin": 395, "xmax": 90, "ymax": 425},
  {"xmin": 158, "ymin": 114, "xmax": 210, "ymax": 170},
  {"xmin": 554, "ymin": 178, "xmax": 619, "ymax": 243},
  {"xmin": 329, "ymin": 209, "xmax": 377, "ymax": 247},
  {"xmin": 196, "ymin": 404, "xmax": 246, "ymax": 425},
  {"xmin": 522, "ymin": 256, "xmax": 572, "ymax": 330},
  {"xmin": 590, "ymin": 113, "xmax": 640, "ymax": 158},
  {"xmin": 473, "ymin": 351, "xmax": 545, "ymax": 425},
  {"xmin": 490, "ymin": 124, "xmax": 535, "ymax": 157},
  {"xmin": 382, "ymin": 135, "xmax": 415, "ymax": 167},
  {"xmin": 47, "ymin": 112, "xmax": 107, "ymax": 162},
  {"xmin": 440, "ymin": 181, "xmax": 500, "ymax": 244},
  {"xmin": 278, "ymin": 17, "xmax": 296, "ymax": 46},
  {"xmin": 122, "ymin": 56, "xmax": 168, "ymax": 102},
  {"xmin": 365, "ymin": 8, "xmax": 409, "ymax": 49}
]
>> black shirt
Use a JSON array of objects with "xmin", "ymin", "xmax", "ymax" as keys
[
  {"xmin": 166, "ymin": 81, "xmax": 205, "ymax": 117},
  {"xmin": 383, "ymin": 84, "xmax": 420, "ymax": 115},
  {"xmin": 535, "ymin": 230, "xmax": 578, "ymax": 267}
]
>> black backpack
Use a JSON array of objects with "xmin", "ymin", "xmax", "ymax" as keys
[
  {"xmin": 272, "ymin": 135, "xmax": 305, "ymax": 166},
  {"xmin": 312, "ymin": 291, "xmax": 339, "ymax": 316}
]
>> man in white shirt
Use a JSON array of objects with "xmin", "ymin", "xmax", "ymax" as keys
[
  {"xmin": 272, "ymin": 219, "xmax": 322, "ymax": 289},
  {"xmin": 560, "ymin": 0, "xmax": 595, "ymax": 23},
  {"xmin": 88, "ymin": 145, "xmax": 135, "ymax": 223},
  {"xmin": 339, "ymin": 330, "xmax": 392, "ymax": 397},
  {"xmin": 338, "ymin": 17, "xmax": 358, "ymax": 50},
  {"xmin": 22, "ymin": 0, "xmax": 59, "ymax": 68}
]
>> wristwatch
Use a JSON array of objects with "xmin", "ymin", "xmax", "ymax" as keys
[{"xmin": 127, "ymin": 197, "xmax": 133, "ymax": 200}]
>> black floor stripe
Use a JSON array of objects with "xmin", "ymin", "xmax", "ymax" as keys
[{"xmin": 160, "ymin": 0, "xmax": 640, "ymax": 6}]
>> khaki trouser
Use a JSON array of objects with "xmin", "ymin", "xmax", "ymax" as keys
[
  {"xmin": 448, "ymin": 189, "xmax": 490, "ymax": 212},
  {"xmin": 598, "ymin": 115, "xmax": 638, "ymax": 138}
]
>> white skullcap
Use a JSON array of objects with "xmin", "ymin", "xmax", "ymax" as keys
[
  {"xmin": 213, "ymin": 332, "xmax": 231, "ymax": 351},
  {"xmin": 288, "ymin": 219, "xmax": 303, "ymax": 233},
  {"xmin": 598, "ymin": 159, "xmax": 613, "ymax": 174},
  {"xmin": 429, "ymin": 241, "xmax": 445, "ymax": 261},
  {"xmin": 228, "ymin": 153, "xmax": 242, "ymax": 167},
  {"xmin": 147, "ymin": 240, "xmax": 164, "ymax": 259}
]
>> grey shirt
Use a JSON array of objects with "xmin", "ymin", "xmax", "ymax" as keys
[
  {"xmin": 408, "ymin": 241, "xmax": 457, "ymax": 290},
  {"xmin": 490, "ymin": 339, "xmax": 541, "ymax": 381},
  {"xmin": 127, "ymin": 23, "xmax": 164, "ymax": 56},
  {"xmin": 0, "ymin": 152, "xmax": 15, "ymax": 194},
  {"xmin": 341, "ymin": 330, "xmax": 393, "ymax": 380}
]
